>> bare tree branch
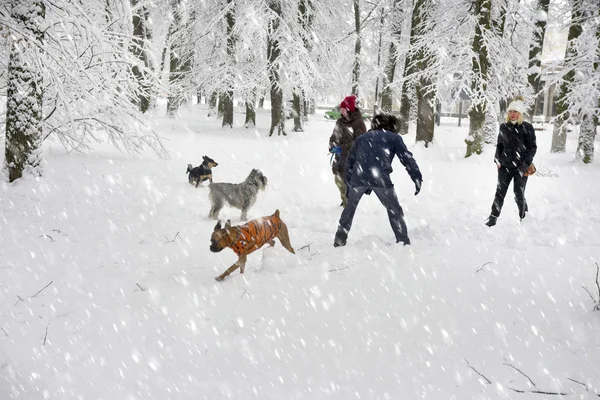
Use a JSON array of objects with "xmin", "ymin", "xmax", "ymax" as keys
[
  {"xmin": 476, "ymin": 262, "xmax": 492, "ymax": 273},
  {"xmin": 503, "ymin": 362, "xmax": 536, "ymax": 388},
  {"xmin": 31, "ymin": 281, "xmax": 53, "ymax": 298},
  {"xmin": 465, "ymin": 359, "xmax": 491, "ymax": 384}
]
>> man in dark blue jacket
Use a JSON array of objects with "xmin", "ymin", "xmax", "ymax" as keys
[{"xmin": 333, "ymin": 114, "xmax": 423, "ymax": 247}]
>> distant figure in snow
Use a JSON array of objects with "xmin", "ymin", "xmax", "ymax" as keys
[
  {"xmin": 333, "ymin": 113, "xmax": 422, "ymax": 247},
  {"xmin": 485, "ymin": 96, "xmax": 537, "ymax": 227},
  {"xmin": 328, "ymin": 95, "xmax": 367, "ymax": 208}
]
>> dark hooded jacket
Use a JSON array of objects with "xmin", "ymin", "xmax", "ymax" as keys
[
  {"xmin": 329, "ymin": 110, "xmax": 367, "ymax": 175},
  {"xmin": 344, "ymin": 128, "xmax": 422, "ymax": 189},
  {"xmin": 494, "ymin": 121, "xmax": 537, "ymax": 173}
]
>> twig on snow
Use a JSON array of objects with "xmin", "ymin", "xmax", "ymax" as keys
[
  {"xmin": 166, "ymin": 232, "xmax": 182, "ymax": 243},
  {"xmin": 503, "ymin": 362, "xmax": 536, "ymax": 388},
  {"xmin": 298, "ymin": 243, "xmax": 312, "ymax": 251},
  {"xmin": 582, "ymin": 262, "xmax": 600, "ymax": 311},
  {"xmin": 31, "ymin": 281, "xmax": 53, "ymax": 298},
  {"xmin": 136, "ymin": 283, "xmax": 147, "ymax": 292},
  {"xmin": 43, "ymin": 324, "xmax": 49, "ymax": 346},
  {"xmin": 465, "ymin": 359, "xmax": 491, "ymax": 384},
  {"xmin": 14, "ymin": 296, "xmax": 24, "ymax": 306},
  {"xmin": 39, "ymin": 234, "xmax": 55, "ymax": 242},
  {"xmin": 476, "ymin": 262, "xmax": 492, "ymax": 273},
  {"xmin": 594, "ymin": 263, "xmax": 600, "ymax": 311},
  {"xmin": 566, "ymin": 377, "xmax": 588, "ymax": 391},
  {"xmin": 328, "ymin": 265, "xmax": 353, "ymax": 273},
  {"xmin": 508, "ymin": 386, "xmax": 568, "ymax": 396},
  {"xmin": 1, "ymin": 327, "xmax": 7, "ymax": 336}
]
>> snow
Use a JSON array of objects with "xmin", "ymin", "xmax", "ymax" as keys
[{"xmin": 1, "ymin": 103, "xmax": 600, "ymax": 399}]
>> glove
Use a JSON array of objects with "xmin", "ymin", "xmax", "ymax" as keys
[
  {"xmin": 414, "ymin": 179, "xmax": 422, "ymax": 196},
  {"xmin": 329, "ymin": 145, "xmax": 341, "ymax": 155},
  {"xmin": 524, "ymin": 163, "xmax": 536, "ymax": 177}
]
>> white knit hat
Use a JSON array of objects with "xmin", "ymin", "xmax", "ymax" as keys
[{"xmin": 507, "ymin": 99, "xmax": 526, "ymax": 114}]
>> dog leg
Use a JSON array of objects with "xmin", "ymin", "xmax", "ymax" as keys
[
  {"xmin": 209, "ymin": 203, "xmax": 222, "ymax": 220},
  {"xmin": 267, "ymin": 239, "xmax": 275, "ymax": 247},
  {"xmin": 215, "ymin": 254, "xmax": 246, "ymax": 281},
  {"xmin": 239, "ymin": 254, "xmax": 247, "ymax": 274},
  {"xmin": 277, "ymin": 220, "xmax": 295, "ymax": 254}
]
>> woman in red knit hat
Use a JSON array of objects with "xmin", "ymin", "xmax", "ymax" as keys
[{"xmin": 328, "ymin": 95, "xmax": 367, "ymax": 207}]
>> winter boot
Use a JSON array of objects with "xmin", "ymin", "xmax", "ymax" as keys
[{"xmin": 485, "ymin": 216, "xmax": 497, "ymax": 227}]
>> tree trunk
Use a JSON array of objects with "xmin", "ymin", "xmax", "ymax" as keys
[
  {"xmin": 398, "ymin": 0, "xmax": 421, "ymax": 136},
  {"xmin": 207, "ymin": 91, "xmax": 218, "ymax": 117},
  {"xmin": 351, "ymin": 0, "xmax": 361, "ymax": 97},
  {"xmin": 380, "ymin": 0, "xmax": 403, "ymax": 113},
  {"xmin": 292, "ymin": 92, "xmax": 303, "ymax": 132},
  {"xmin": 414, "ymin": 0, "xmax": 437, "ymax": 146},
  {"xmin": 526, "ymin": 0, "xmax": 550, "ymax": 119},
  {"xmin": 465, "ymin": 0, "xmax": 491, "ymax": 158},
  {"xmin": 267, "ymin": 0, "xmax": 285, "ymax": 136},
  {"xmin": 416, "ymin": 80, "xmax": 434, "ymax": 146},
  {"xmin": 576, "ymin": 114, "xmax": 595, "ymax": 163},
  {"xmin": 5, "ymin": 0, "xmax": 45, "ymax": 182},
  {"xmin": 221, "ymin": 0, "xmax": 235, "ymax": 128},
  {"xmin": 130, "ymin": 0, "xmax": 153, "ymax": 113},
  {"xmin": 166, "ymin": 0, "xmax": 182, "ymax": 117},
  {"xmin": 551, "ymin": 0, "xmax": 583, "ymax": 153},
  {"xmin": 245, "ymin": 98, "xmax": 256, "ymax": 128},
  {"xmin": 221, "ymin": 91, "xmax": 234, "ymax": 128}
]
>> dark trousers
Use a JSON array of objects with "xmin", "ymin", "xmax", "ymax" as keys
[
  {"xmin": 335, "ymin": 186, "xmax": 410, "ymax": 245},
  {"xmin": 490, "ymin": 167, "xmax": 529, "ymax": 219}
]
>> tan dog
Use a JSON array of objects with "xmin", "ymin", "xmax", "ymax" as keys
[{"xmin": 210, "ymin": 210, "xmax": 295, "ymax": 281}]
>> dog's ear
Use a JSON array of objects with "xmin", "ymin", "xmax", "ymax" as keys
[
  {"xmin": 214, "ymin": 221, "xmax": 222, "ymax": 231},
  {"xmin": 225, "ymin": 220, "xmax": 231, "ymax": 229}
]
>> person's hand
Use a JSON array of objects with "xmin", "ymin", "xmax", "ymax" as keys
[
  {"xmin": 414, "ymin": 179, "xmax": 422, "ymax": 196},
  {"xmin": 329, "ymin": 145, "xmax": 341, "ymax": 155}
]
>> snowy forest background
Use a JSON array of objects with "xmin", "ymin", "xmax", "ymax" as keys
[
  {"xmin": 1, "ymin": 1, "xmax": 600, "ymax": 399},
  {"xmin": 0, "ymin": 0, "xmax": 599, "ymax": 178}
]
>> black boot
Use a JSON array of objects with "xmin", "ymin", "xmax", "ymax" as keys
[{"xmin": 485, "ymin": 216, "xmax": 497, "ymax": 227}]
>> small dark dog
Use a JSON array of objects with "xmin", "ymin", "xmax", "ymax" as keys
[
  {"xmin": 208, "ymin": 169, "xmax": 268, "ymax": 220},
  {"xmin": 187, "ymin": 156, "xmax": 218, "ymax": 187},
  {"xmin": 210, "ymin": 210, "xmax": 295, "ymax": 281}
]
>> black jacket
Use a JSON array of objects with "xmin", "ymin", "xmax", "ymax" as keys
[
  {"xmin": 344, "ymin": 129, "xmax": 422, "ymax": 189},
  {"xmin": 494, "ymin": 121, "xmax": 537, "ymax": 173}
]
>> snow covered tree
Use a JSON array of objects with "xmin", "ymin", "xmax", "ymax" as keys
[
  {"xmin": 130, "ymin": 0, "xmax": 154, "ymax": 113},
  {"xmin": 221, "ymin": 0, "xmax": 236, "ymax": 128},
  {"xmin": 351, "ymin": 0, "xmax": 362, "ymax": 97},
  {"xmin": 551, "ymin": 0, "xmax": 583, "ymax": 153},
  {"xmin": 266, "ymin": 0, "xmax": 285, "ymax": 136},
  {"xmin": 166, "ymin": 0, "xmax": 195, "ymax": 117},
  {"xmin": 4, "ymin": 0, "xmax": 45, "ymax": 182},
  {"xmin": 573, "ymin": 3, "xmax": 599, "ymax": 163},
  {"xmin": 380, "ymin": 0, "xmax": 404, "ymax": 113},
  {"xmin": 465, "ymin": 0, "xmax": 492, "ymax": 157},
  {"xmin": 526, "ymin": 0, "xmax": 550, "ymax": 119},
  {"xmin": 398, "ymin": 0, "xmax": 420, "ymax": 136}
]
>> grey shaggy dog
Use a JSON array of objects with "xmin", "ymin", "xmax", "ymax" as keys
[{"xmin": 208, "ymin": 169, "xmax": 268, "ymax": 220}]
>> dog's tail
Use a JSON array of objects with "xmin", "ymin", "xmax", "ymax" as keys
[{"xmin": 186, "ymin": 164, "xmax": 193, "ymax": 174}]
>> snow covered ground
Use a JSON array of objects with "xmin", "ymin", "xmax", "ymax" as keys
[{"xmin": 1, "ymin": 103, "xmax": 599, "ymax": 399}]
